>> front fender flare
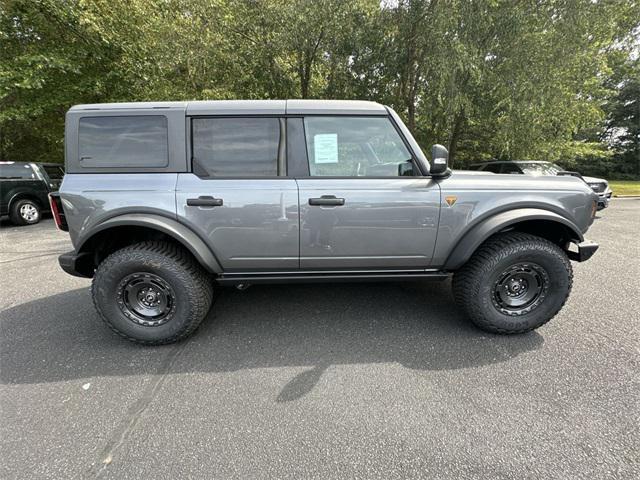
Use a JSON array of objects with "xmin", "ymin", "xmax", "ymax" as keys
[
  {"xmin": 77, "ymin": 213, "xmax": 222, "ymax": 273},
  {"xmin": 443, "ymin": 208, "xmax": 584, "ymax": 271}
]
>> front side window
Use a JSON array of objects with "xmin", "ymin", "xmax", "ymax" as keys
[
  {"xmin": 79, "ymin": 116, "xmax": 168, "ymax": 168},
  {"xmin": 303, "ymin": 116, "xmax": 413, "ymax": 177},
  {"xmin": 192, "ymin": 117, "xmax": 280, "ymax": 177}
]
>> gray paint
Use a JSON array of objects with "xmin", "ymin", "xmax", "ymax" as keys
[
  {"xmin": 432, "ymin": 171, "xmax": 596, "ymax": 267},
  {"xmin": 176, "ymin": 175, "xmax": 299, "ymax": 270},
  {"xmin": 286, "ymin": 99, "xmax": 386, "ymax": 115},
  {"xmin": 59, "ymin": 100, "xmax": 599, "ymax": 279},
  {"xmin": 60, "ymin": 173, "xmax": 179, "ymax": 249},
  {"xmin": 297, "ymin": 178, "xmax": 440, "ymax": 268}
]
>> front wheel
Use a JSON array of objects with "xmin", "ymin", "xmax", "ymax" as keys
[
  {"xmin": 92, "ymin": 241, "xmax": 213, "ymax": 345},
  {"xmin": 453, "ymin": 232, "xmax": 573, "ymax": 334}
]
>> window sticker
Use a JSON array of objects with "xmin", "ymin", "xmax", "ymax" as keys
[{"xmin": 313, "ymin": 133, "xmax": 338, "ymax": 164}]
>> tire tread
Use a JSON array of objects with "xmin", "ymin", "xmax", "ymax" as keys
[
  {"xmin": 91, "ymin": 241, "xmax": 213, "ymax": 345},
  {"xmin": 453, "ymin": 232, "xmax": 573, "ymax": 334}
]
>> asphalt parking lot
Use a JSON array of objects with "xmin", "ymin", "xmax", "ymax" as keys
[{"xmin": 1, "ymin": 199, "xmax": 639, "ymax": 479}]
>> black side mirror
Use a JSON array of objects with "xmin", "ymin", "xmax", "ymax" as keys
[{"xmin": 430, "ymin": 144, "xmax": 449, "ymax": 176}]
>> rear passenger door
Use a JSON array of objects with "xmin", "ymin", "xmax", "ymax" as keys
[
  {"xmin": 176, "ymin": 116, "xmax": 299, "ymax": 271},
  {"xmin": 294, "ymin": 115, "xmax": 440, "ymax": 269}
]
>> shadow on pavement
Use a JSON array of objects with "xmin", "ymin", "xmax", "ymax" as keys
[{"xmin": 0, "ymin": 281, "xmax": 543, "ymax": 400}]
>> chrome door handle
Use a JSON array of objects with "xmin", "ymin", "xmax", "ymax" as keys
[
  {"xmin": 187, "ymin": 196, "xmax": 223, "ymax": 207},
  {"xmin": 308, "ymin": 195, "xmax": 345, "ymax": 206}
]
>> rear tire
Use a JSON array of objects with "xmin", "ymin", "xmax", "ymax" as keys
[
  {"xmin": 10, "ymin": 199, "xmax": 41, "ymax": 225},
  {"xmin": 92, "ymin": 241, "xmax": 213, "ymax": 345},
  {"xmin": 453, "ymin": 232, "xmax": 572, "ymax": 334}
]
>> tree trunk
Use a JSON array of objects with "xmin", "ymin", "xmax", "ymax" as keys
[{"xmin": 448, "ymin": 113, "xmax": 464, "ymax": 168}]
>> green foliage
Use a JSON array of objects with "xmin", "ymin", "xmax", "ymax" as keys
[{"xmin": 1, "ymin": 0, "xmax": 638, "ymax": 178}]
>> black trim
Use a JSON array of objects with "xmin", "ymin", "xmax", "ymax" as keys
[
  {"xmin": 567, "ymin": 240, "xmax": 599, "ymax": 262},
  {"xmin": 216, "ymin": 270, "xmax": 449, "ymax": 285},
  {"xmin": 58, "ymin": 251, "xmax": 93, "ymax": 278},
  {"xmin": 286, "ymin": 117, "xmax": 310, "ymax": 177}
]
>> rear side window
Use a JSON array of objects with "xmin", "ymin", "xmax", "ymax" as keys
[
  {"xmin": 78, "ymin": 116, "xmax": 168, "ymax": 168},
  {"xmin": 192, "ymin": 117, "xmax": 280, "ymax": 177},
  {"xmin": 0, "ymin": 163, "xmax": 35, "ymax": 179},
  {"xmin": 303, "ymin": 116, "xmax": 412, "ymax": 177}
]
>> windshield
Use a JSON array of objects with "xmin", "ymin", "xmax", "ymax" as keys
[{"xmin": 518, "ymin": 162, "xmax": 563, "ymax": 176}]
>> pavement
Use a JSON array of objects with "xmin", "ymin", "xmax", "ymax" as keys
[{"xmin": 1, "ymin": 199, "xmax": 639, "ymax": 479}]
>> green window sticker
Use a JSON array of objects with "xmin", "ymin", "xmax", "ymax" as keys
[{"xmin": 313, "ymin": 134, "xmax": 338, "ymax": 164}]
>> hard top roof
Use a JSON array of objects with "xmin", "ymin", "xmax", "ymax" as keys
[
  {"xmin": 470, "ymin": 160, "xmax": 554, "ymax": 165},
  {"xmin": 68, "ymin": 99, "xmax": 387, "ymax": 116}
]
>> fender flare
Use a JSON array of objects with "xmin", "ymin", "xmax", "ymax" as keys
[
  {"xmin": 77, "ymin": 213, "xmax": 222, "ymax": 273},
  {"xmin": 8, "ymin": 190, "xmax": 46, "ymax": 210},
  {"xmin": 443, "ymin": 208, "xmax": 584, "ymax": 271}
]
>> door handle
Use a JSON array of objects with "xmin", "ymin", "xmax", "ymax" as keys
[
  {"xmin": 187, "ymin": 196, "xmax": 223, "ymax": 207},
  {"xmin": 308, "ymin": 195, "xmax": 345, "ymax": 206}
]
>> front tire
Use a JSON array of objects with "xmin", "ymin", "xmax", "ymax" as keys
[
  {"xmin": 92, "ymin": 241, "xmax": 213, "ymax": 345},
  {"xmin": 453, "ymin": 232, "xmax": 573, "ymax": 334},
  {"xmin": 10, "ymin": 199, "xmax": 41, "ymax": 225}
]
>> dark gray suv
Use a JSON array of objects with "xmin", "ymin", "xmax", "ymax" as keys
[{"xmin": 52, "ymin": 100, "xmax": 599, "ymax": 344}]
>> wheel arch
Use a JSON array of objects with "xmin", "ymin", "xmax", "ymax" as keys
[
  {"xmin": 75, "ymin": 214, "xmax": 222, "ymax": 276},
  {"xmin": 443, "ymin": 208, "xmax": 584, "ymax": 271},
  {"xmin": 8, "ymin": 191, "xmax": 45, "ymax": 210}
]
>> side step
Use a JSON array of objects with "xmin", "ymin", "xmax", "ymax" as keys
[{"xmin": 216, "ymin": 269, "xmax": 450, "ymax": 285}]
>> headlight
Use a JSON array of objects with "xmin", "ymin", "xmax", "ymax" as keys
[{"xmin": 588, "ymin": 183, "xmax": 600, "ymax": 189}]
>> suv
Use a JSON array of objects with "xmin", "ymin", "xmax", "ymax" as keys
[
  {"xmin": 468, "ymin": 161, "xmax": 612, "ymax": 210},
  {"xmin": 53, "ymin": 100, "xmax": 599, "ymax": 345},
  {"xmin": 1, "ymin": 161, "xmax": 65, "ymax": 225}
]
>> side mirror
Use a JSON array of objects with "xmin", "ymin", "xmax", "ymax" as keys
[{"xmin": 430, "ymin": 144, "xmax": 449, "ymax": 176}]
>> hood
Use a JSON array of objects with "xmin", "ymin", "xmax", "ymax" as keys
[
  {"xmin": 446, "ymin": 170, "xmax": 594, "ymax": 194},
  {"xmin": 581, "ymin": 175, "xmax": 607, "ymax": 184}
]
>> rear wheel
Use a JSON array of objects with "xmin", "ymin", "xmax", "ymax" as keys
[
  {"xmin": 10, "ymin": 199, "xmax": 41, "ymax": 225},
  {"xmin": 92, "ymin": 241, "xmax": 213, "ymax": 345},
  {"xmin": 453, "ymin": 232, "xmax": 572, "ymax": 334}
]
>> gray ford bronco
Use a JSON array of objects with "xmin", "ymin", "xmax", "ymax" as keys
[{"xmin": 52, "ymin": 100, "xmax": 599, "ymax": 345}]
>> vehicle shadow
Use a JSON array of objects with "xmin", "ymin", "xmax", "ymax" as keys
[{"xmin": 0, "ymin": 281, "xmax": 544, "ymax": 400}]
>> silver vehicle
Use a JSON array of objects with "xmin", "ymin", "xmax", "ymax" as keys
[
  {"xmin": 468, "ymin": 160, "xmax": 612, "ymax": 210},
  {"xmin": 52, "ymin": 100, "xmax": 599, "ymax": 344}
]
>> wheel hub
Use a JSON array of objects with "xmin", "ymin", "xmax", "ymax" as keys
[
  {"xmin": 492, "ymin": 263, "xmax": 549, "ymax": 316},
  {"xmin": 20, "ymin": 204, "xmax": 38, "ymax": 221},
  {"xmin": 116, "ymin": 273, "xmax": 176, "ymax": 326}
]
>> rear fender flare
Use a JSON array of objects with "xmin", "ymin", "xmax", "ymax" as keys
[
  {"xmin": 443, "ymin": 208, "xmax": 584, "ymax": 271},
  {"xmin": 76, "ymin": 213, "xmax": 222, "ymax": 273}
]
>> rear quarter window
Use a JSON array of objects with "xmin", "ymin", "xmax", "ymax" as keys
[{"xmin": 78, "ymin": 116, "xmax": 169, "ymax": 168}]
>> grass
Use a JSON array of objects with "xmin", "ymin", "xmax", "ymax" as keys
[{"xmin": 609, "ymin": 181, "xmax": 640, "ymax": 196}]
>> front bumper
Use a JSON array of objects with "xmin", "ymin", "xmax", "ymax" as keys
[
  {"xmin": 567, "ymin": 240, "xmax": 599, "ymax": 262},
  {"xmin": 59, "ymin": 251, "xmax": 93, "ymax": 278},
  {"xmin": 597, "ymin": 190, "xmax": 612, "ymax": 210}
]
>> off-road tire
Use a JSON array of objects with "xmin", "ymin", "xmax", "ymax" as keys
[
  {"xmin": 453, "ymin": 232, "xmax": 573, "ymax": 334},
  {"xmin": 92, "ymin": 241, "xmax": 213, "ymax": 345},
  {"xmin": 10, "ymin": 198, "xmax": 41, "ymax": 225}
]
